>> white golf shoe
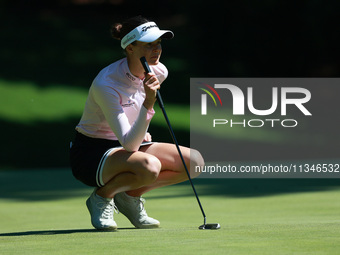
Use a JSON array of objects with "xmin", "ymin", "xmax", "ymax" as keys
[
  {"xmin": 86, "ymin": 189, "xmax": 118, "ymax": 230},
  {"xmin": 114, "ymin": 192, "xmax": 160, "ymax": 229}
]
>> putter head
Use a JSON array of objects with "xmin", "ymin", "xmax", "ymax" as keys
[{"xmin": 199, "ymin": 223, "xmax": 221, "ymax": 230}]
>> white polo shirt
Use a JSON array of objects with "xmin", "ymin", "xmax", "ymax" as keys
[{"xmin": 76, "ymin": 57, "xmax": 168, "ymax": 152}]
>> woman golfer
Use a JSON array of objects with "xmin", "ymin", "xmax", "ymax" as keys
[{"xmin": 70, "ymin": 16, "xmax": 204, "ymax": 230}]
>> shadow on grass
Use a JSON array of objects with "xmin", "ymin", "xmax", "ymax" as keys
[
  {"xmin": 189, "ymin": 178, "xmax": 340, "ymax": 198},
  {"xmin": 0, "ymin": 227, "xmax": 138, "ymax": 237},
  {"xmin": 0, "ymin": 229, "xmax": 99, "ymax": 237},
  {"xmin": 1, "ymin": 168, "xmax": 340, "ymax": 202},
  {"xmin": 0, "ymin": 117, "xmax": 188, "ymax": 169}
]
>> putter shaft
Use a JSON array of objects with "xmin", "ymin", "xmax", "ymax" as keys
[{"xmin": 140, "ymin": 57, "xmax": 207, "ymax": 224}]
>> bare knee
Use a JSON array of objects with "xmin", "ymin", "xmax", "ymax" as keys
[
  {"xmin": 190, "ymin": 149, "xmax": 204, "ymax": 178},
  {"xmin": 139, "ymin": 155, "xmax": 162, "ymax": 184}
]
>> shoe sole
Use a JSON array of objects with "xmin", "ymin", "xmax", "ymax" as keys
[
  {"xmin": 117, "ymin": 209, "xmax": 160, "ymax": 229},
  {"xmin": 136, "ymin": 223, "xmax": 160, "ymax": 229}
]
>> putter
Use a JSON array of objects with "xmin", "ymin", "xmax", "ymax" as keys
[{"xmin": 140, "ymin": 57, "xmax": 220, "ymax": 230}]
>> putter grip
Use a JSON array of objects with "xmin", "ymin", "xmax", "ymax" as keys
[
  {"xmin": 140, "ymin": 56, "xmax": 152, "ymax": 73},
  {"xmin": 139, "ymin": 57, "xmax": 164, "ymax": 106}
]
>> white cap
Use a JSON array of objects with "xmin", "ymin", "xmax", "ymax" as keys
[{"xmin": 121, "ymin": 21, "xmax": 174, "ymax": 49}]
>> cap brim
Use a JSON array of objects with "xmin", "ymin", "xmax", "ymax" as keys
[{"xmin": 138, "ymin": 30, "xmax": 174, "ymax": 43}]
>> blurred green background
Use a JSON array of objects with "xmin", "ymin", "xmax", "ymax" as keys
[{"xmin": 1, "ymin": 0, "xmax": 339, "ymax": 169}]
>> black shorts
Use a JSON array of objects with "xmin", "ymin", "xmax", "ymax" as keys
[
  {"xmin": 70, "ymin": 132, "xmax": 122, "ymax": 187},
  {"xmin": 69, "ymin": 132, "xmax": 152, "ymax": 187}
]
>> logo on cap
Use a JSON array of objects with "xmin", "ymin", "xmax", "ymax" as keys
[
  {"xmin": 141, "ymin": 24, "xmax": 158, "ymax": 33},
  {"xmin": 122, "ymin": 34, "xmax": 136, "ymax": 46}
]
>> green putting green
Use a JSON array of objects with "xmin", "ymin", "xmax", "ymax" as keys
[{"xmin": 0, "ymin": 169, "xmax": 339, "ymax": 254}]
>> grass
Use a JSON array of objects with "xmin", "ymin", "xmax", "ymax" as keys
[
  {"xmin": 0, "ymin": 169, "xmax": 340, "ymax": 254},
  {"xmin": 0, "ymin": 79, "xmax": 189, "ymax": 129},
  {"xmin": 0, "ymin": 80, "xmax": 88, "ymax": 124}
]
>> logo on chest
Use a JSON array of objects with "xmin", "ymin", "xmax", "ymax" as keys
[
  {"xmin": 122, "ymin": 99, "xmax": 135, "ymax": 108},
  {"xmin": 126, "ymin": 72, "xmax": 136, "ymax": 81}
]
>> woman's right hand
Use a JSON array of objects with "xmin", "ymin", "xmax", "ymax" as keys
[{"xmin": 143, "ymin": 73, "xmax": 160, "ymax": 110}]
